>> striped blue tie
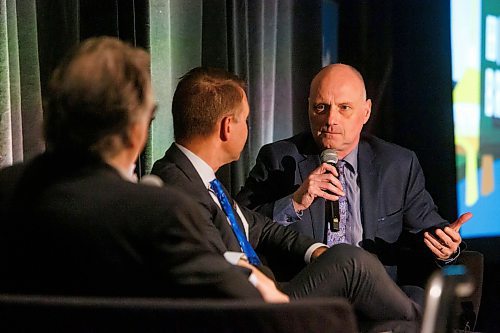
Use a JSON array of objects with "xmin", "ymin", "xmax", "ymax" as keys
[{"xmin": 209, "ymin": 179, "xmax": 262, "ymax": 266}]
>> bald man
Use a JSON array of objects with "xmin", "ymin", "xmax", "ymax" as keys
[{"xmin": 237, "ymin": 63, "xmax": 471, "ymax": 299}]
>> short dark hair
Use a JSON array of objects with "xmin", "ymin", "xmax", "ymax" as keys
[
  {"xmin": 43, "ymin": 36, "xmax": 151, "ymax": 156},
  {"xmin": 171, "ymin": 67, "xmax": 246, "ymax": 142}
]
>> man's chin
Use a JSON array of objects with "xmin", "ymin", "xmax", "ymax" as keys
[{"xmin": 319, "ymin": 140, "xmax": 341, "ymax": 151}]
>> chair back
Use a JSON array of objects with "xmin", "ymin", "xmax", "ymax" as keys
[
  {"xmin": 421, "ymin": 265, "xmax": 475, "ymax": 333},
  {"xmin": 0, "ymin": 294, "xmax": 358, "ymax": 333}
]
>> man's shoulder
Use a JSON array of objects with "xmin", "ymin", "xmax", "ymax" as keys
[
  {"xmin": 0, "ymin": 161, "xmax": 26, "ymax": 184},
  {"xmin": 151, "ymin": 162, "xmax": 194, "ymax": 192},
  {"xmin": 259, "ymin": 131, "xmax": 315, "ymax": 156},
  {"xmin": 151, "ymin": 145, "xmax": 189, "ymax": 181},
  {"xmin": 360, "ymin": 133, "xmax": 415, "ymax": 160},
  {"xmin": 0, "ymin": 161, "xmax": 29, "ymax": 209},
  {"xmin": 151, "ymin": 144, "xmax": 177, "ymax": 171}
]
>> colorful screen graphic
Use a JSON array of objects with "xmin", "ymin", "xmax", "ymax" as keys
[{"xmin": 452, "ymin": 0, "xmax": 500, "ymax": 238}]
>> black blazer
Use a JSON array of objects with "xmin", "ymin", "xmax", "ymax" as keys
[
  {"xmin": 151, "ymin": 144, "xmax": 317, "ymax": 278},
  {"xmin": 236, "ymin": 131, "xmax": 452, "ymax": 285},
  {"xmin": 0, "ymin": 152, "xmax": 261, "ymax": 299}
]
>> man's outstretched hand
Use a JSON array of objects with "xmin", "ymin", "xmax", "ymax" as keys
[{"xmin": 423, "ymin": 212, "xmax": 472, "ymax": 260}]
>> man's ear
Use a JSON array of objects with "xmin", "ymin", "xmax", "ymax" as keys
[
  {"xmin": 219, "ymin": 116, "xmax": 232, "ymax": 142},
  {"xmin": 128, "ymin": 120, "xmax": 147, "ymax": 151},
  {"xmin": 363, "ymin": 99, "xmax": 372, "ymax": 124}
]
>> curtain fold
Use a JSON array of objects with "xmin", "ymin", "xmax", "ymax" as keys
[
  {"xmin": 208, "ymin": 0, "xmax": 322, "ymax": 194},
  {"xmin": 7, "ymin": 0, "xmax": 23, "ymax": 165},
  {"xmin": 227, "ymin": 0, "xmax": 280, "ymax": 191},
  {"xmin": 0, "ymin": 0, "xmax": 12, "ymax": 167},
  {"xmin": 0, "ymin": 0, "xmax": 148, "ymax": 171},
  {"xmin": 0, "ymin": 0, "xmax": 43, "ymax": 168},
  {"xmin": 16, "ymin": 0, "xmax": 43, "ymax": 161}
]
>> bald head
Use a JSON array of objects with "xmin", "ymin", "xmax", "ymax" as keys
[
  {"xmin": 310, "ymin": 64, "xmax": 367, "ymax": 101},
  {"xmin": 308, "ymin": 63, "xmax": 371, "ymax": 157}
]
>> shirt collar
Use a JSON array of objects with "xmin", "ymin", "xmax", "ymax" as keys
[
  {"xmin": 175, "ymin": 143, "xmax": 216, "ymax": 189},
  {"xmin": 342, "ymin": 145, "xmax": 358, "ymax": 174}
]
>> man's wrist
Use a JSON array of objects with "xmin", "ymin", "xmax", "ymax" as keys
[
  {"xmin": 436, "ymin": 246, "xmax": 461, "ymax": 265},
  {"xmin": 292, "ymin": 197, "xmax": 306, "ymax": 213},
  {"xmin": 311, "ymin": 246, "xmax": 329, "ymax": 261}
]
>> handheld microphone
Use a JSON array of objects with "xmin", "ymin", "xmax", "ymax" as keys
[
  {"xmin": 139, "ymin": 174, "xmax": 164, "ymax": 187},
  {"xmin": 320, "ymin": 149, "xmax": 340, "ymax": 232}
]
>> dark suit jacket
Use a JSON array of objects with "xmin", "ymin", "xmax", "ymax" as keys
[
  {"xmin": 151, "ymin": 144, "xmax": 317, "ymax": 279},
  {"xmin": 236, "ymin": 131, "xmax": 451, "ymax": 285},
  {"xmin": 0, "ymin": 152, "xmax": 261, "ymax": 299}
]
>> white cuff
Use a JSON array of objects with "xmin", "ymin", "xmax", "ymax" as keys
[
  {"xmin": 248, "ymin": 273, "xmax": 259, "ymax": 287},
  {"xmin": 304, "ymin": 243, "xmax": 327, "ymax": 263},
  {"xmin": 224, "ymin": 251, "xmax": 247, "ymax": 265}
]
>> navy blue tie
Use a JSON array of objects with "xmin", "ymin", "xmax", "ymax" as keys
[{"xmin": 209, "ymin": 179, "xmax": 262, "ymax": 266}]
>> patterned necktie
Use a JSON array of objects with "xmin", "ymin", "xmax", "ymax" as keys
[
  {"xmin": 327, "ymin": 160, "xmax": 348, "ymax": 246},
  {"xmin": 209, "ymin": 179, "xmax": 262, "ymax": 265}
]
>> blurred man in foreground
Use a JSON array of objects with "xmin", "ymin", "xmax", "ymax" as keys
[{"xmin": 0, "ymin": 37, "xmax": 270, "ymax": 299}]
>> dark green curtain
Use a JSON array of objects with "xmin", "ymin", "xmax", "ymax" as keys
[
  {"xmin": 1, "ymin": 0, "xmax": 44, "ymax": 168},
  {"xmin": 147, "ymin": 0, "xmax": 204, "ymax": 175},
  {"xmin": 0, "ymin": 0, "xmax": 148, "ymax": 171}
]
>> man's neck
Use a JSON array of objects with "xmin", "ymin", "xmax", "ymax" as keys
[
  {"xmin": 177, "ymin": 137, "xmax": 225, "ymax": 172},
  {"xmin": 104, "ymin": 151, "xmax": 137, "ymax": 182}
]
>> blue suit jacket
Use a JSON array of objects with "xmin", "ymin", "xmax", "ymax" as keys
[{"xmin": 237, "ymin": 131, "xmax": 451, "ymax": 284}]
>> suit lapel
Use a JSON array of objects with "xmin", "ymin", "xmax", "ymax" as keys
[
  {"xmin": 358, "ymin": 139, "xmax": 380, "ymax": 240},
  {"xmin": 165, "ymin": 144, "xmax": 208, "ymax": 190},
  {"xmin": 298, "ymin": 153, "xmax": 325, "ymax": 241},
  {"xmin": 166, "ymin": 144, "xmax": 243, "ymax": 252}
]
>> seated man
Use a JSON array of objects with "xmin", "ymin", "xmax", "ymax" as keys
[
  {"xmin": 0, "ymin": 37, "xmax": 272, "ymax": 300},
  {"xmin": 151, "ymin": 66, "xmax": 421, "ymax": 326},
  {"xmin": 236, "ymin": 63, "xmax": 471, "ymax": 297}
]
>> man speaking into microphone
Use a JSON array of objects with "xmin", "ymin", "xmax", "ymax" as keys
[{"xmin": 236, "ymin": 63, "xmax": 472, "ymax": 301}]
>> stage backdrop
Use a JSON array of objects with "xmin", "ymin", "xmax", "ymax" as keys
[{"xmin": 452, "ymin": 0, "xmax": 500, "ymax": 239}]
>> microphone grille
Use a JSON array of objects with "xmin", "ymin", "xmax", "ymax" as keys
[
  {"xmin": 140, "ymin": 174, "xmax": 164, "ymax": 187},
  {"xmin": 320, "ymin": 149, "xmax": 338, "ymax": 164}
]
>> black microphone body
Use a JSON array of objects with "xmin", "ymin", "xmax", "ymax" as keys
[{"xmin": 320, "ymin": 149, "xmax": 340, "ymax": 232}]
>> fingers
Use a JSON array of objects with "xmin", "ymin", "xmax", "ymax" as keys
[
  {"xmin": 293, "ymin": 163, "xmax": 345, "ymax": 211},
  {"xmin": 249, "ymin": 267, "xmax": 290, "ymax": 303},
  {"xmin": 442, "ymin": 226, "xmax": 462, "ymax": 243},
  {"xmin": 423, "ymin": 234, "xmax": 451, "ymax": 259},
  {"xmin": 450, "ymin": 212, "xmax": 472, "ymax": 232},
  {"xmin": 310, "ymin": 165, "xmax": 344, "ymax": 193},
  {"xmin": 315, "ymin": 163, "xmax": 339, "ymax": 177},
  {"xmin": 424, "ymin": 227, "xmax": 462, "ymax": 259},
  {"xmin": 313, "ymin": 175, "xmax": 344, "ymax": 197},
  {"xmin": 423, "ymin": 212, "xmax": 471, "ymax": 260}
]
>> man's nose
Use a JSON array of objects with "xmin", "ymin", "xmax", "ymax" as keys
[{"xmin": 326, "ymin": 108, "xmax": 339, "ymax": 125}]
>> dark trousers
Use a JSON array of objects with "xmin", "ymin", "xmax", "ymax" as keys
[{"xmin": 281, "ymin": 244, "xmax": 421, "ymax": 322}]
